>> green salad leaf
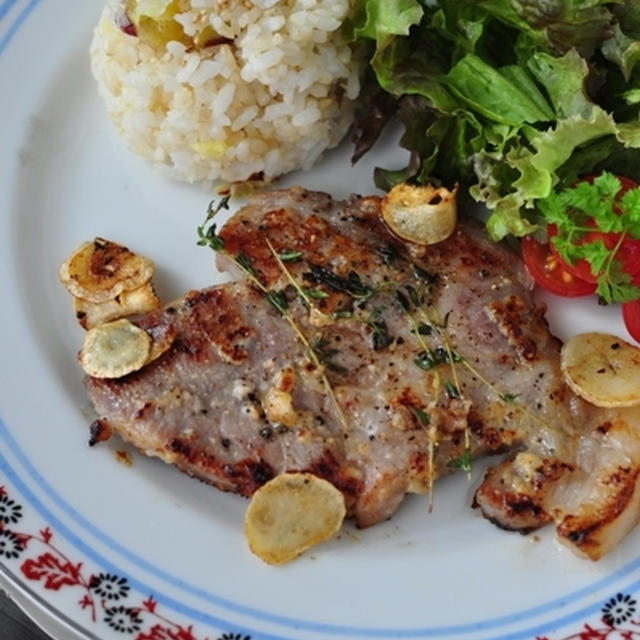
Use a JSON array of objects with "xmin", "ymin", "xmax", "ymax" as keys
[{"xmin": 347, "ymin": 0, "xmax": 640, "ymax": 240}]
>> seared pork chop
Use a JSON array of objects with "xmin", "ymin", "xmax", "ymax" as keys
[{"xmin": 85, "ymin": 187, "xmax": 640, "ymax": 558}]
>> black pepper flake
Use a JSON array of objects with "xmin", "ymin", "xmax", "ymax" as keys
[
  {"xmin": 221, "ymin": 438, "xmax": 231, "ymax": 448},
  {"xmin": 259, "ymin": 427, "xmax": 273, "ymax": 440}
]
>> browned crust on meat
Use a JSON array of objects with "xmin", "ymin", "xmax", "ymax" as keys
[
  {"xmin": 88, "ymin": 418, "xmax": 113, "ymax": 446},
  {"xmin": 556, "ymin": 465, "xmax": 640, "ymax": 560},
  {"xmin": 303, "ymin": 451, "xmax": 363, "ymax": 508},
  {"xmin": 486, "ymin": 296, "xmax": 552, "ymax": 364},
  {"xmin": 474, "ymin": 458, "xmax": 573, "ymax": 532},
  {"xmin": 476, "ymin": 490, "xmax": 553, "ymax": 534},
  {"xmin": 467, "ymin": 408, "xmax": 517, "ymax": 452}
]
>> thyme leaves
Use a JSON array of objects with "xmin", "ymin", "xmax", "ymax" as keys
[
  {"xmin": 196, "ymin": 196, "xmax": 230, "ymax": 252},
  {"xmin": 444, "ymin": 381, "xmax": 460, "ymax": 399},
  {"xmin": 447, "ymin": 448, "xmax": 472, "ymax": 473},
  {"xmin": 412, "ymin": 406, "xmax": 431, "ymax": 426},
  {"xmin": 265, "ymin": 290, "xmax": 288, "ymax": 314},
  {"xmin": 197, "ymin": 207, "xmax": 350, "ymax": 435},
  {"xmin": 278, "ymin": 249, "xmax": 303, "ymax": 262},
  {"xmin": 305, "ymin": 263, "xmax": 380, "ymax": 302},
  {"xmin": 312, "ymin": 335, "xmax": 347, "ymax": 374},
  {"xmin": 366, "ymin": 306, "xmax": 393, "ymax": 351},
  {"xmin": 303, "ymin": 287, "xmax": 330, "ymax": 300}
]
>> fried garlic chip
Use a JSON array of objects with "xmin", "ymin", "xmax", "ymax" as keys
[
  {"xmin": 382, "ymin": 183, "xmax": 458, "ymax": 246},
  {"xmin": 60, "ymin": 238, "xmax": 154, "ymax": 303},
  {"xmin": 79, "ymin": 319, "xmax": 151, "ymax": 379},
  {"xmin": 73, "ymin": 282, "xmax": 161, "ymax": 330},
  {"xmin": 561, "ymin": 332, "xmax": 640, "ymax": 408},
  {"xmin": 245, "ymin": 472, "xmax": 346, "ymax": 565}
]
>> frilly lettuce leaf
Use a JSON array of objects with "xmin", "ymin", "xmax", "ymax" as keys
[
  {"xmin": 348, "ymin": 0, "xmax": 640, "ymax": 240},
  {"xmin": 350, "ymin": 0, "xmax": 423, "ymax": 52}
]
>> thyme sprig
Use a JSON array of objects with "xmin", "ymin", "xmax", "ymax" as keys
[
  {"xmin": 265, "ymin": 238, "xmax": 330, "ymax": 313},
  {"xmin": 417, "ymin": 304, "xmax": 471, "ymax": 476},
  {"xmin": 447, "ymin": 448, "xmax": 472, "ymax": 473},
  {"xmin": 395, "ymin": 289, "xmax": 441, "ymax": 375},
  {"xmin": 197, "ymin": 196, "xmax": 262, "ymax": 282},
  {"xmin": 366, "ymin": 306, "xmax": 393, "ymax": 351},
  {"xmin": 197, "ymin": 196, "xmax": 230, "ymax": 252},
  {"xmin": 312, "ymin": 335, "xmax": 348, "ymax": 373},
  {"xmin": 197, "ymin": 204, "xmax": 350, "ymax": 435},
  {"xmin": 393, "ymin": 283, "xmax": 444, "ymax": 492},
  {"xmin": 278, "ymin": 249, "xmax": 303, "ymax": 262},
  {"xmin": 306, "ymin": 263, "xmax": 382, "ymax": 302},
  {"xmin": 419, "ymin": 299, "xmax": 562, "ymax": 436},
  {"xmin": 457, "ymin": 355, "xmax": 562, "ymax": 435},
  {"xmin": 412, "ymin": 405, "xmax": 438, "ymax": 511}
]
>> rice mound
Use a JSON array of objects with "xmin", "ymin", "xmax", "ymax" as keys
[{"xmin": 90, "ymin": 0, "xmax": 360, "ymax": 185}]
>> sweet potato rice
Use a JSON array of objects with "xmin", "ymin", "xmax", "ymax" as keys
[{"xmin": 90, "ymin": 0, "xmax": 360, "ymax": 185}]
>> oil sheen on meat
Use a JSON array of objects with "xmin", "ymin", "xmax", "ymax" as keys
[{"xmin": 85, "ymin": 187, "xmax": 640, "ymax": 560}]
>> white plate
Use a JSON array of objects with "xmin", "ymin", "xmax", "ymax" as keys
[{"xmin": 1, "ymin": 3, "xmax": 639, "ymax": 640}]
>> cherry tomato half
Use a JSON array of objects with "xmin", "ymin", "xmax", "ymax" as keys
[
  {"xmin": 622, "ymin": 299, "xmax": 640, "ymax": 343},
  {"xmin": 622, "ymin": 271, "xmax": 640, "ymax": 343},
  {"xmin": 547, "ymin": 175, "xmax": 640, "ymax": 283},
  {"xmin": 521, "ymin": 235, "xmax": 597, "ymax": 297},
  {"xmin": 549, "ymin": 225, "xmax": 640, "ymax": 283}
]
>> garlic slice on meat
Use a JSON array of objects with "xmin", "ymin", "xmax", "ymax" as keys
[
  {"xmin": 79, "ymin": 319, "xmax": 151, "ymax": 379},
  {"xmin": 561, "ymin": 332, "xmax": 640, "ymax": 407},
  {"xmin": 244, "ymin": 472, "xmax": 346, "ymax": 565},
  {"xmin": 60, "ymin": 237, "xmax": 155, "ymax": 304},
  {"xmin": 73, "ymin": 281, "xmax": 160, "ymax": 330},
  {"xmin": 382, "ymin": 182, "xmax": 458, "ymax": 246}
]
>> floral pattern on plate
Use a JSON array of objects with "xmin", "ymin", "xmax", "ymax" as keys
[
  {"xmin": 2, "ymin": 479, "xmax": 640, "ymax": 640},
  {"xmin": 0, "ymin": 483, "xmax": 251, "ymax": 639}
]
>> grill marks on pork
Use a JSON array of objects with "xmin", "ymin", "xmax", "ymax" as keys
[
  {"xmin": 89, "ymin": 283, "xmax": 364, "ymax": 507},
  {"xmin": 85, "ymin": 187, "xmax": 640, "ymax": 557}
]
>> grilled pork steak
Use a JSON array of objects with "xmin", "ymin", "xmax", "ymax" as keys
[{"xmin": 85, "ymin": 187, "xmax": 640, "ymax": 558}]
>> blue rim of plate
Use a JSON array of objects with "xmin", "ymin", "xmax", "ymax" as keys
[
  {"xmin": 1, "ymin": 3, "xmax": 639, "ymax": 639},
  {"xmin": 0, "ymin": 0, "xmax": 41, "ymax": 56},
  {"xmin": 5, "ymin": 415, "xmax": 640, "ymax": 640}
]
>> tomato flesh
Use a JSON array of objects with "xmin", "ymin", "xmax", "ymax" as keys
[
  {"xmin": 622, "ymin": 271, "xmax": 640, "ymax": 343},
  {"xmin": 622, "ymin": 300, "xmax": 640, "ymax": 343},
  {"xmin": 521, "ymin": 235, "xmax": 597, "ymax": 297},
  {"xmin": 550, "ymin": 228, "xmax": 640, "ymax": 283}
]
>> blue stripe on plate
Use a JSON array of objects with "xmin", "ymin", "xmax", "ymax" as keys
[
  {"xmin": 0, "ymin": 0, "xmax": 41, "ymax": 56},
  {"xmin": 1, "ymin": 417, "xmax": 640, "ymax": 639},
  {"xmin": 0, "ymin": 0, "xmax": 20, "ymax": 21}
]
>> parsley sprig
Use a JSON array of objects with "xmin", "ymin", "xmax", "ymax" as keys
[{"xmin": 538, "ymin": 172, "xmax": 640, "ymax": 304}]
